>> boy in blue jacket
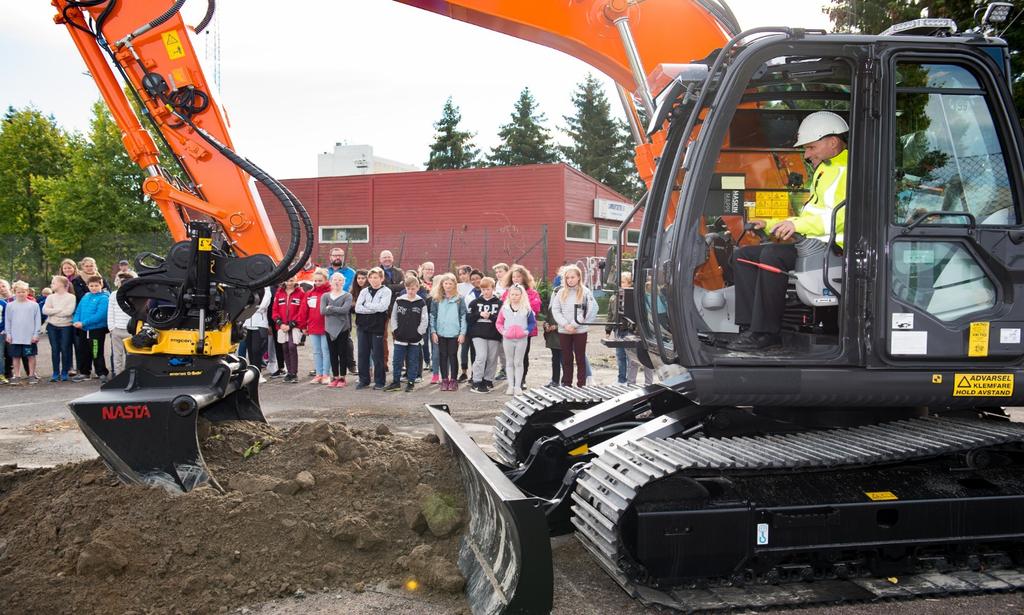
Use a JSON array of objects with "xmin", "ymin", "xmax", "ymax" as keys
[{"xmin": 71, "ymin": 276, "xmax": 110, "ymax": 383}]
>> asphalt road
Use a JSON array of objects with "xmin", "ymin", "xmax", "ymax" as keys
[{"xmin": 2, "ymin": 337, "xmax": 1023, "ymax": 614}]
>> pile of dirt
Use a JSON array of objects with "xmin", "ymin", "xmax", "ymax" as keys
[{"xmin": 0, "ymin": 419, "xmax": 468, "ymax": 615}]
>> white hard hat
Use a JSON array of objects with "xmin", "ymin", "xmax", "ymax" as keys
[{"xmin": 794, "ymin": 111, "xmax": 849, "ymax": 147}]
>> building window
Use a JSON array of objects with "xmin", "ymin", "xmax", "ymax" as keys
[
  {"xmin": 319, "ymin": 225, "xmax": 369, "ymax": 243},
  {"xmin": 565, "ymin": 221, "xmax": 595, "ymax": 243},
  {"xmin": 598, "ymin": 226, "xmax": 619, "ymax": 245},
  {"xmin": 625, "ymin": 229, "xmax": 640, "ymax": 246}
]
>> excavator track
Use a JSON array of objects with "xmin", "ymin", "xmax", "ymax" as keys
[
  {"xmin": 493, "ymin": 385, "xmax": 639, "ymax": 466},
  {"xmin": 572, "ymin": 416, "xmax": 1024, "ymax": 612}
]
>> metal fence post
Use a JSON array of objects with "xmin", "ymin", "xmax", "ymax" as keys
[
  {"xmin": 541, "ymin": 224, "xmax": 549, "ymax": 282},
  {"xmin": 447, "ymin": 228, "xmax": 455, "ymax": 273}
]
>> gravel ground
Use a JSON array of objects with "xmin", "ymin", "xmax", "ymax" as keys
[{"xmin": 2, "ymin": 336, "xmax": 1022, "ymax": 614}]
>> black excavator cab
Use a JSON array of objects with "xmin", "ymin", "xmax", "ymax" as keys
[{"xmin": 430, "ymin": 21, "xmax": 1024, "ymax": 615}]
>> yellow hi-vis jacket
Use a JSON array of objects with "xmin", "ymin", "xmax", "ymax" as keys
[{"xmin": 780, "ymin": 149, "xmax": 848, "ymax": 247}]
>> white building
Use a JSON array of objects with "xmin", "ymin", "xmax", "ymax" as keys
[{"xmin": 317, "ymin": 144, "xmax": 419, "ymax": 177}]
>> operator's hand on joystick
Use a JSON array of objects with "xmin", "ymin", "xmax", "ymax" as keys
[{"xmin": 770, "ymin": 220, "xmax": 797, "ymax": 241}]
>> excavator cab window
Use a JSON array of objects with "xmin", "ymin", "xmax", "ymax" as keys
[{"xmin": 691, "ymin": 55, "xmax": 853, "ymax": 354}]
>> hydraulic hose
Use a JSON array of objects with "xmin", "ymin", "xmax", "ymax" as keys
[
  {"xmin": 171, "ymin": 110, "xmax": 313, "ymax": 289},
  {"xmin": 145, "ymin": 0, "xmax": 187, "ymax": 31},
  {"xmin": 195, "ymin": 0, "xmax": 216, "ymax": 34}
]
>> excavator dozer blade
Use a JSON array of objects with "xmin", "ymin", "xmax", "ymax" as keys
[
  {"xmin": 427, "ymin": 404, "xmax": 553, "ymax": 615},
  {"xmin": 68, "ymin": 354, "xmax": 265, "ymax": 493}
]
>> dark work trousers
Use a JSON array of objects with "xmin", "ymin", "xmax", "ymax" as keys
[
  {"xmin": 244, "ymin": 327, "xmax": 268, "ymax": 370},
  {"xmin": 559, "ymin": 332, "xmax": 588, "ymax": 387},
  {"xmin": 83, "ymin": 329, "xmax": 109, "ymax": 377},
  {"xmin": 283, "ymin": 338, "xmax": 299, "ymax": 377},
  {"xmin": 460, "ymin": 333, "xmax": 475, "ymax": 372},
  {"xmin": 733, "ymin": 243, "xmax": 798, "ymax": 334},
  {"xmin": 549, "ymin": 348, "xmax": 562, "ymax": 384},
  {"xmin": 357, "ymin": 328, "xmax": 385, "ymax": 386},
  {"xmin": 327, "ymin": 330, "xmax": 351, "ymax": 378},
  {"xmin": 438, "ymin": 336, "xmax": 459, "ymax": 380},
  {"xmin": 74, "ymin": 327, "xmax": 90, "ymax": 375}
]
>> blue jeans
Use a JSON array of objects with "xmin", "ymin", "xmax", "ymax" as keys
[
  {"xmin": 392, "ymin": 343, "xmax": 422, "ymax": 383},
  {"xmin": 48, "ymin": 325, "xmax": 74, "ymax": 378},
  {"xmin": 615, "ymin": 346, "xmax": 629, "ymax": 384},
  {"xmin": 310, "ymin": 333, "xmax": 330, "ymax": 376}
]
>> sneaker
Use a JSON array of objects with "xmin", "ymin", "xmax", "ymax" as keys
[
  {"xmin": 449, "ymin": 379, "xmax": 458, "ymax": 392},
  {"xmin": 384, "ymin": 382, "xmax": 402, "ymax": 392},
  {"xmin": 469, "ymin": 382, "xmax": 486, "ymax": 394},
  {"xmin": 484, "ymin": 380, "xmax": 494, "ymax": 391},
  {"xmin": 495, "ymin": 370, "xmax": 506, "ymax": 381},
  {"xmin": 355, "ymin": 382, "xmax": 370, "ymax": 390},
  {"xmin": 373, "ymin": 384, "xmax": 385, "ymax": 391},
  {"xmin": 546, "ymin": 381, "xmax": 559, "ymax": 387},
  {"xmin": 49, "ymin": 376, "xmax": 59, "ymax": 383},
  {"xmin": 71, "ymin": 374, "xmax": 89, "ymax": 383},
  {"xmin": 309, "ymin": 376, "xmax": 323, "ymax": 384},
  {"xmin": 98, "ymin": 375, "xmax": 110, "ymax": 384},
  {"xmin": 68, "ymin": 369, "xmax": 78, "ymax": 377},
  {"xmin": 405, "ymin": 382, "xmax": 414, "ymax": 392},
  {"xmin": 308, "ymin": 370, "xmax": 317, "ymax": 377},
  {"xmin": 0, "ymin": 375, "xmax": 7, "ymax": 384},
  {"xmin": 430, "ymin": 374, "xmax": 441, "ymax": 385},
  {"xmin": 61, "ymin": 373, "xmax": 69, "ymax": 382},
  {"xmin": 457, "ymin": 371, "xmax": 468, "ymax": 383},
  {"xmin": 283, "ymin": 374, "xmax": 298, "ymax": 383},
  {"xmin": 330, "ymin": 378, "xmax": 347, "ymax": 388},
  {"xmin": 414, "ymin": 377, "xmax": 423, "ymax": 383},
  {"xmin": 28, "ymin": 376, "xmax": 40, "ymax": 385},
  {"xmin": 258, "ymin": 376, "xmax": 268, "ymax": 384},
  {"xmin": 269, "ymin": 370, "xmax": 285, "ymax": 379}
]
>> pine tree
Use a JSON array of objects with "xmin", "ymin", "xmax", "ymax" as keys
[
  {"xmin": 0, "ymin": 106, "xmax": 70, "ymax": 281},
  {"xmin": 487, "ymin": 87, "xmax": 559, "ymax": 166},
  {"xmin": 560, "ymin": 75, "xmax": 642, "ymax": 199},
  {"xmin": 425, "ymin": 97, "xmax": 479, "ymax": 170}
]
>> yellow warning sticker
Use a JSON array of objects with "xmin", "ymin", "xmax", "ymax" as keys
[
  {"xmin": 968, "ymin": 321, "xmax": 990, "ymax": 357},
  {"xmin": 932, "ymin": 374, "xmax": 942, "ymax": 384},
  {"xmin": 162, "ymin": 30, "xmax": 185, "ymax": 60},
  {"xmin": 198, "ymin": 237, "xmax": 213, "ymax": 251},
  {"xmin": 865, "ymin": 491, "xmax": 898, "ymax": 501},
  {"xmin": 953, "ymin": 373, "xmax": 1014, "ymax": 397},
  {"xmin": 568, "ymin": 444, "xmax": 589, "ymax": 457},
  {"xmin": 753, "ymin": 191, "xmax": 790, "ymax": 219}
]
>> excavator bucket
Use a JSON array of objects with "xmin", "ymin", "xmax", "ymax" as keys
[
  {"xmin": 427, "ymin": 405, "xmax": 553, "ymax": 615},
  {"xmin": 68, "ymin": 353, "xmax": 264, "ymax": 493}
]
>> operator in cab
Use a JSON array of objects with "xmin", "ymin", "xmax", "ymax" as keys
[{"xmin": 729, "ymin": 111, "xmax": 849, "ymax": 351}]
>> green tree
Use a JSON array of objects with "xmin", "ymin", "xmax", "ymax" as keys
[
  {"xmin": 824, "ymin": 0, "xmax": 1024, "ymax": 119},
  {"xmin": 560, "ymin": 74, "xmax": 642, "ymax": 200},
  {"xmin": 425, "ymin": 97, "xmax": 479, "ymax": 169},
  {"xmin": 36, "ymin": 101, "xmax": 170, "ymax": 275},
  {"xmin": 0, "ymin": 106, "xmax": 70, "ymax": 282},
  {"xmin": 487, "ymin": 87, "xmax": 560, "ymax": 166}
]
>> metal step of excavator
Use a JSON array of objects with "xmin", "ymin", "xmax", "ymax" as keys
[{"xmin": 572, "ymin": 416, "xmax": 1024, "ymax": 612}]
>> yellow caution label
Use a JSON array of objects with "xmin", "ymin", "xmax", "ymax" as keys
[
  {"xmin": 932, "ymin": 374, "xmax": 942, "ymax": 384},
  {"xmin": 953, "ymin": 373, "xmax": 1014, "ymax": 397},
  {"xmin": 753, "ymin": 191, "xmax": 790, "ymax": 219},
  {"xmin": 865, "ymin": 491, "xmax": 898, "ymax": 501},
  {"xmin": 968, "ymin": 321, "xmax": 990, "ymax": 357},
  {"xmin": 568, "ymin": 444, "xmax": 589, "ymax": 457},
  {"xmin": 198, "ymin": 237, "xmax": 213, "ymax": 251},
  {"xmin": 162, "ymin": 30, "xmax": 185, "ymax": 60}
]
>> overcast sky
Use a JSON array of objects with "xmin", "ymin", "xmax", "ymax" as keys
[{"xmin": 1, "ymin": 1, "xmax": 833, "ymax": 179}]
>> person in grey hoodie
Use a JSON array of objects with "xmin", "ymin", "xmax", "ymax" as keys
[
  {"xmin": 550, "ymin": 265, "xmax": 597, "ymax": 387},
  {"xmin": 321, "ymin": 272, "xmax": 353, "ymax": 388}
]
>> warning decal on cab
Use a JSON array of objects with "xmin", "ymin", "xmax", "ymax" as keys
[
  {"xmin": 953, "ymin": 373, "xmax": 1013, "ymax": 397},
  {"xmin": 162, "ymin": 31, "xmax": 185, "ymax": 60}
]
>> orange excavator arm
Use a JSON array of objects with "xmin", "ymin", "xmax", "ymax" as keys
[
  {"xmin": 52, "ymin": 0, "xmax": 283, "ymax": 261},
  {"xmin": 396, "ymin": 0, "xmax": 739, "ymax": 184}
]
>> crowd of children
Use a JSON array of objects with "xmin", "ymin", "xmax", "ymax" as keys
[{"xmin": 2, "ymin": 253, "xmax": 654, "ymax": 392}]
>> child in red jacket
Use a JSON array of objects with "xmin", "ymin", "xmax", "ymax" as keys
[
  {"xmin": 271, "ymin": 276, "xmax": 308, "ymax": 383},
  {"xmin": 304, "ymin": 269, "xmax": 331, "ymax": 384}
]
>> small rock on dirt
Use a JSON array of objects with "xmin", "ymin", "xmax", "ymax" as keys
[
  {"xmin": 76, "ymin": 539, "xmax": 128, "ymax": 577},
  {"xmin": 295, "ymin": 470, "xmax": 315, "ymax": 490}
]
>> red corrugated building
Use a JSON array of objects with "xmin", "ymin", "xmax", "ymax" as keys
[{"xmin": 259, "ymin": 163, "xmax": 640, "ymax": 281}]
